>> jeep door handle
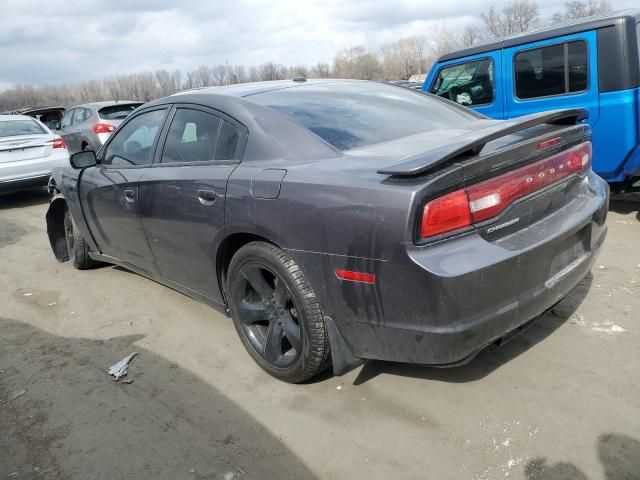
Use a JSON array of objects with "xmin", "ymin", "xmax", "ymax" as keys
[
  {"xmin": 123, "ymin": 189, "xmax": 136, "ymax": 202},
  {"xmin": 198, "ymin": 189, "xmax": 217, "ymax": 205}
]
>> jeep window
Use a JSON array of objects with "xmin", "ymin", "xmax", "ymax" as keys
[
  {"xmin": 515, "ymin": 41, "xmax": 588, "ymax": 99},
  {"xmin": 430, "ymin": 58, "xmax": 494, "ymax": 107}
]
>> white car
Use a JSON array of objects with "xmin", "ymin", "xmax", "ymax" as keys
[{"xmin": 0, "ymin": 114, "xmax": 69, "ymax": 194}]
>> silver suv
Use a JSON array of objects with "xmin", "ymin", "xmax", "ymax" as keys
[{"xmin": 56, "ymin": 101, "xmax": 143, "ymax": 154}]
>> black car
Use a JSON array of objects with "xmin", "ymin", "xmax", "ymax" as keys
[
  {"xmin": 46, "ymin": 79, "xmax": 608, "ymax": 383},
  {"xmin": 1, "ymin": 105, "xmax": 66, "ymax": 130}
]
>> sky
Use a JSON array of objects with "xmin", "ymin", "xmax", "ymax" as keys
[{"xmin": 0, "ymin": 0, "xmax": 636, "ymax": 89}]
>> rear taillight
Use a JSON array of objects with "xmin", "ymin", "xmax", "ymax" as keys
[
  {"xmin": 48, "ymin": 138, "xmax": 66, "ymax": 149},
  {"xmin": 92, "ymin": 123, "xmax": 116, "ymax": 134},
  {"xmin": 421, "ymin": 189, "xmax": 471, "ymax": 238},
  {"xmin": 420, "ymin": 141, "xmax": 592, "ymax": 239}
]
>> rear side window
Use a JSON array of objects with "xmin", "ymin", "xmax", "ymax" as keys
[
  {"xmin": 430, "ymin": 58, "xmax": 494, "ymax": 106},
  {"xmin": 99, "ymin": 104, "xmax": 142, "ymax": 120},
  {"xmin": 0, "ymin": 119, "xmax": 45, "ymax": 137},
  {"xmin": 251, "ymin": 82, "xmax": 475, "ymax": 151},
  {"xmin": 103, "ymin": 109, "xmax": 165, "ymax": 166},
  {"xmin": 515, "ymin": 41, "xmax": 588, "ymax": 99},
  {"xmin": 215, "ymin": 121, "xmax": 240, "ymax": 160}
]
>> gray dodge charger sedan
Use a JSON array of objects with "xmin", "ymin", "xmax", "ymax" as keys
[{"xmin": 46, "ymin": 79, "xmax": 609, "ymax": 383}]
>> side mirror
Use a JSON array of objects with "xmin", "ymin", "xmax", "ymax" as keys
[
  {"xmin": 52, "ymin": 121, "xmax": 61, "ymax": 130},
  {"xmin": 70, "ymin": 150, "xmax": 98, "ymax": 169}
]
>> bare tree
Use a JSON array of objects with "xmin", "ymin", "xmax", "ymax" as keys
[
  {"xmin": 259, "ymin": 62, "xmax": 287, "ymax": 81},
  {"xmin": 288, "ymin": 65, "xmax": 309, "ymax": 79},
  {"xmin": 381, "ymin": 35, "xmax": 428, "ymax": 80},
  {"xmin": 195, "ymin": 65, "xmax": 213, "ymax": 87},
  {"xmin": 551, "ymin": 0, "xmax": 612, "ymax": 23},
  {"xmin": 309, "ymin": 63, "xmax": 330, "ymax": 78},
  {"xmin": 462, "ymin": 25, "xmax": 485, "ymax": 47},
  {"xmin": 481, "ymin": 0, "xmax": 540, "ymax": 38},
  {"xmin": 332, "ymin": 46, "xmax": 382, "ymax": 80}
]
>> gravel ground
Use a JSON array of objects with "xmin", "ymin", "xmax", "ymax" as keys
[{"xmin": 1, "ymin": 188, "xmax": 638, "ymax": 480}]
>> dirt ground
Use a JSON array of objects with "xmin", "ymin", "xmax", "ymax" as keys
[{"xmin": 1, "ymin": 188, "xmax": 638, "ymax": 480}]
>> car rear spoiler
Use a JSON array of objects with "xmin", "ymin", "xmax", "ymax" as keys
[{"xmin": 377, "ymin": 108, "xmax": 588, "ymax": 176}]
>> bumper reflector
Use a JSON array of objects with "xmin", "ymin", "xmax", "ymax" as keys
[{"xmin": 335, "ymin": 269, "xmax": 376, "ymax": 284}]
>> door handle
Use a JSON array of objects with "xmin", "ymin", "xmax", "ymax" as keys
[
  {"xmin": 198, "ymin": 189, "xmax": 217, "ymax": 205},
  {"xmin": 123, "ymin": 189, "xmax": 136, "ymax": 202}
]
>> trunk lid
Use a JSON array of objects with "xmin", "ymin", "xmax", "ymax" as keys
[{"xmin": 0, "ymin": 134, "xmax": 55, "ymax": 163}]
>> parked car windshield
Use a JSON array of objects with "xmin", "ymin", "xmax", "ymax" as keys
[
  {"xmin": 99, "ymin": 103, "xmax": 143, "ymax": 120},
  {"xmin": 0, "ymin": 119, "xmax": 46, "ymax": 137},
  {"xmin": 250, "ymin": 81, "xmax": 475, "ymax": 150}
]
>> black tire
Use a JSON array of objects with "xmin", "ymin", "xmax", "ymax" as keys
[
  {"xmin": 63, "ymin": 208, "xmax": 98, "ymax": 270},
  {"xmin": 227, "ymin": 242, "xmax": 331, "ymax": 383}
]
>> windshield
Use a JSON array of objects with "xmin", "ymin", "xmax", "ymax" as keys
[
  {"xmin": 249, "ymin": 81, "xmax": 475, "ymax": 151},
  {"xmin": 99, "ymin": 104, "xmax": 142, "ymax": 120},
  {"xmin": 0, "ymin": 119, "xmax": 46, "ymax": 137}
]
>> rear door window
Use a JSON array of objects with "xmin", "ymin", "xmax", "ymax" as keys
[
  {"xmin": 161, "ymin": 109, "xmax": 221, "ymax": 164},
  {"xmin": 160, "ymin": 109, "xmax": 242, "ymax": 163},
  {"xmin": 515, "ymin": 41, "xmax": 588, "ymax": 99},
  {"xmin": 60, "ymin": 109, "xmax": 74, "ymax": 128},
  {"xmin": 430, "ymin": 58, "xmax": 494, "ymax": 106}
]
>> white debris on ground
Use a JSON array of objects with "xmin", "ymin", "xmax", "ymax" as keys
[
  {"xmin": 571, "ymin": 314, "xmax": 586, "ymax": 326},
  {"xmin": 591, "ymin": 322, "xmax": 627, "ymax": 334},
  {"xmin": 444, "ymin": 416, "xmax": 540, "ymax": 480},
  {"xmin": 107, "ymin": 352, "xmax": 138, "ymax": 380},
  {"xmin": 570, "ymin": 313, "xmax": 627, "ymax": 335}
]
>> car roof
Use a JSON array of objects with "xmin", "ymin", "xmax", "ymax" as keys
[
  {"xmin": 171, "ymin": 78, "xmax": 347, "ymax": 98},
  {"xmin": 438, "ymin": 9, "xmax": 640, "ymax": 62},
  {"xmin": 0, "ymin": 114, "xmax": 38, "ymax": 122}
]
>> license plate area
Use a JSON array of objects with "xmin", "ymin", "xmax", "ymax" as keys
[{"xmin": 548, "ymin": 226, "xmax": 590, "ymax": 281}]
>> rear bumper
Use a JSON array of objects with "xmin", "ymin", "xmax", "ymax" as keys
[
  {"xmin": 0, "ymin": 174, "xmax": 51, "ymax": 194},
  {"xmin": 0, "ymin": 151, "xmax": 68, "ymax": 194},
  {"xmin": 287, "ymin": 172, "xmax": 609, "ymax": 365}
]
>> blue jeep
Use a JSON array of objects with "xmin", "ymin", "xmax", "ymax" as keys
[{"xmin": 423, "ymin": 10, "xmax": 640, "ymax": 191}]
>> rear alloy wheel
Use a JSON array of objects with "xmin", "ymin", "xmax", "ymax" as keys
[
  {"xmin": 227, "ymin": 242, "xmax": 330, "ymax": 383},
  {"xmin": 63, "ymin": 208, "xmax": 98, "ymax": 270}
]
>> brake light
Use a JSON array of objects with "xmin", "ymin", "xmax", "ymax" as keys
[
  {"xmin": 537, "ymin": 137, "xmax": 562, "ymax": 150},
  {"xmin": 420, "ymin": 141, "xmax": 592, "ymax": 239},
  {"xmin": 48, "ymin": 138, "xmax": 66, "ymax": 149},
  {"xmin": 92, "ymin": 123, "xmax": 115, "ymax": 134}
]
